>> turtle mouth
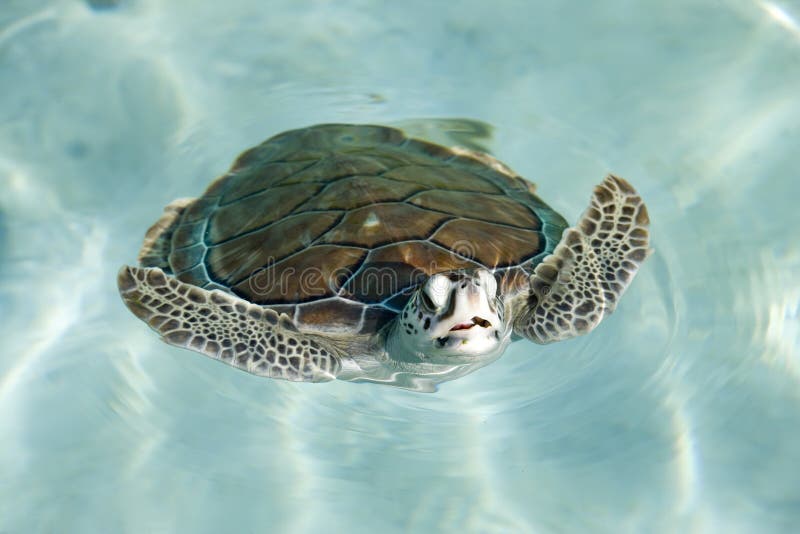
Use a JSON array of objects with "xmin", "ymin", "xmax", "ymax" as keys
[{"xmin": 449, "ymin": 316, "xmax": 492, "ymax": 331}]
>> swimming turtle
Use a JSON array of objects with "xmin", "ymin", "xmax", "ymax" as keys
[{"xmin": 118, "ymin": 123, "xmax": 650, "ymax": 391}]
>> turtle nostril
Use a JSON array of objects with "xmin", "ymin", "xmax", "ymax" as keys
[{"xmin": 472, "ymin": 316, "xmax": 491, "ymax": 328}]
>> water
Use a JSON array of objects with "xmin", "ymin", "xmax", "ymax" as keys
[{"xmin": 1, "ymin": 0, "xmax": 799, "ymax": 532}]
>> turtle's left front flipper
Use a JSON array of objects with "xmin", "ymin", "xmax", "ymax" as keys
[
  {"xmin": 513, "ymin": 175, "xmax": 651, "ymax": 344},
  {"xmin": 117, "ymin": 266, "xmax": 342, "ymax": 382}
]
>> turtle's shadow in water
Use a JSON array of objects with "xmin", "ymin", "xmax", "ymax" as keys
[{"xmin": 85, "ymin": 0, "xmax": 123, "ymax": 11}]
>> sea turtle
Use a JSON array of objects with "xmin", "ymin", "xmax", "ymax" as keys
[{"xmin": 118, "ymin": 123, "xmax": 650, "ymax": 391}]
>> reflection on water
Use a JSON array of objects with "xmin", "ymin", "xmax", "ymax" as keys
[{"xmin": 1, "ymin": 1, "xmax": 799, "ymax": 532}]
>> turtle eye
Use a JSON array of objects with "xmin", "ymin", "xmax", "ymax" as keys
[
  {"xmin": 419, "ymin": 290, "xmax": 437, "ymax": 312},
  {"xmin": 476, "ymin": 270, "xmax": 497, "ymax": 298},
  {"xmin": 424, "ymin": 273, "xmax": 451, "ymax": 309}
]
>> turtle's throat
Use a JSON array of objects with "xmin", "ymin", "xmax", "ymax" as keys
[{"xmin": 383, "ymin": 318, "xmax": 427, "ymax": 363}]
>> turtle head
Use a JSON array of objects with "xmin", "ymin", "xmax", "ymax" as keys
[{"xmin": 393, "ymin": 269, "xmax": 511, "ymax": 364}]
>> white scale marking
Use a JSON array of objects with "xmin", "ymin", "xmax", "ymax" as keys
[{"xmin": 363, "ymin": 212, "xmax": 380, "ymax": 228}]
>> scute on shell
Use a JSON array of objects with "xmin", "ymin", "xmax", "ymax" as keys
[{"xmin": 143, "ymin": 124, "xmax": 568, "ymax": 334}]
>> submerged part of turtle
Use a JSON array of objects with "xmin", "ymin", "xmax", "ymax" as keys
[{"xmin": 118, "ymin": 123, "xmax": 650, "ymax": 392}]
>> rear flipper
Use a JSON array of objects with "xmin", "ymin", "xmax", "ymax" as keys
[
  {"xmin": 118, "ymin": 266, "xmax": 341, "ymax": 382},
  {"xmin": 513, "ymin": 175, "xmax": 651, "ymax": 343},
  {"xmin": 137, "ymin": 198, "xmax": 195, "ymax": 270}
]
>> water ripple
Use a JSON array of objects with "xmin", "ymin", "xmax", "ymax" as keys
[{"xmin": 2, "ymin": 1, "xmax": 800, "ymax": 532}]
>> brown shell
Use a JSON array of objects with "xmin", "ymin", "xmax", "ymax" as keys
[{"xmin": 155, "ymin": 124, "xmax": 567, "ymax": 334}]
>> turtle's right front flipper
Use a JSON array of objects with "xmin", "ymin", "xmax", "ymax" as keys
[
  {"xmin": 117, "ymin": 266, "xmax": 342, "ymax": 382},
  {"xmin": 513, "ymin": 175, "xmax": 651, "ymax": 344}
]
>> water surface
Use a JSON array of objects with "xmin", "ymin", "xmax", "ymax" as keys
[{"xmin": 1, "ymin": 1, "xmax": 799, "ymax": 532}]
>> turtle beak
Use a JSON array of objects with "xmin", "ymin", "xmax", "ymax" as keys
[
  {"xmin": 449, "ymin": 316, "xmax": 492, "ymax": 332},
  {"xmin": 438, "ymin": 274, "xmax": 499, "ymax": 336}
]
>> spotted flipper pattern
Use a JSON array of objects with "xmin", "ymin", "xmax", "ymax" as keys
[
  {"xmin": 513, "ymin": 175, "xmax": 650, "ymax": 344},
  {"xmin": 118, "ymin": 266, "xmax": 342, "ymax": 382}
]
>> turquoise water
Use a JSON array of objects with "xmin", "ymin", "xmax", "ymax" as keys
[{"xmin": 2, "ymin": 1, "xmax": 800, "ymax": 532}]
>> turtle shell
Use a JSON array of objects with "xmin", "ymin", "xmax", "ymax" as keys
[{"xmin": 156, "ymin": 124, "xmax": 567, "ymax": 334}]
